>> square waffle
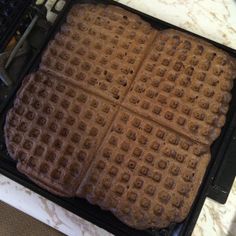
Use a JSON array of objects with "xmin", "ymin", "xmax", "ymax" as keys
[
  {"xmin": 123, "ymin": 29, "xmax": 235, "ymax": 145},
  {"xmin": 77, "ymin": 109, "xmax": 210, "ymax": 228},
  {"xmin": 5, "ymin": 71, "xmax": 117, "ymax": 196},
  {"xmin": 4, "ymin": 4, "xmax": 236, "ymax": 230},
  {"xmin": 40, "ymin": 4, "xmax": 157, "ymax": 102}
]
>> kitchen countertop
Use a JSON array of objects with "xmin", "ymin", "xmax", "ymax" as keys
[
  {"xmin": 193, "ymin": 178, "xmax": 236, "ymax": 236},
  {"xmin": 0, "ymin": 175, "xmax": 110, "ymax": 236},
  {"xmin": 0, "ymin": 174, "xmax": 235, "ymax": 236},
  {"xmin": 1, "ymin": 0, "xmax": 236, "ymax": 235},
  {"xmin": 115, "ymin": 0, "xmax": 236, "ymax": 50}
]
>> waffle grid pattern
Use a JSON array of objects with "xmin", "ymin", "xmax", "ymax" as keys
[
  {"xmin": 4, "ymin": 4, "xmax": 236, "ymax": 230},
  {"xmin": 5, "ymin": 72, "xmax": 117, "ymax": 196},
  {"xmin": 78, "ymin": 109, "xmax": 210, "ymax": 228},
  {"xmin": 123, "ymin": 30, "xmax": 234, "ymax": 145},
  {"xmin": 40, "ymin": 4, "xmax": 156, "ymax": 103}
]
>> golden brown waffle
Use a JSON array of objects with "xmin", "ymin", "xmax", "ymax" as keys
[
  {"xmin": 40, "ymin": 4, "xmax": 157, "ymax": 102},
  {"xmin": 4, "ymin": 3, "xmax": 236, "ymax": 230},
  {"xmin": 5, "ymin": 71, "xmax": 117, "ymax": 196}
]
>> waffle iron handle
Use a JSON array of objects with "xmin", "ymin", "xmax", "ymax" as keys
[{"xmin": 207, "ymin": 114, "xmax": 236, "ymax": 204}]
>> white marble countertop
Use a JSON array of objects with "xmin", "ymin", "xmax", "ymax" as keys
[
  {"xmin": 0, "ymin": 174, "xmax": 111, "ymax": 236},
  {"xmin": 115, "ymin": 0, "xmax": 236, "ymax": 50},
  {"xmin": 0, "ymin": 174, "xmax": 235, "ymax": 236},
  {"xmin": 192, "ymin": 178, "xmax": 236, "ymax": 236},
  {"xmin": 1, "ymin": 0, "xmax": 236, "ymax": 236}
]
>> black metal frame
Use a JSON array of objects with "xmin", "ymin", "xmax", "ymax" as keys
[
  {"xmin": 0, "ymin": 0, "xmax": 34, "ymax": 51},
  {"xmin": 0, "ymin": 1, "xmax": 235, "ymax": 235}
]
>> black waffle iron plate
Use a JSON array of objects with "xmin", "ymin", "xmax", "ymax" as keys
[{"xmin": 0, "ymin": 1, "xmax": 235, "ymax": 235}]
